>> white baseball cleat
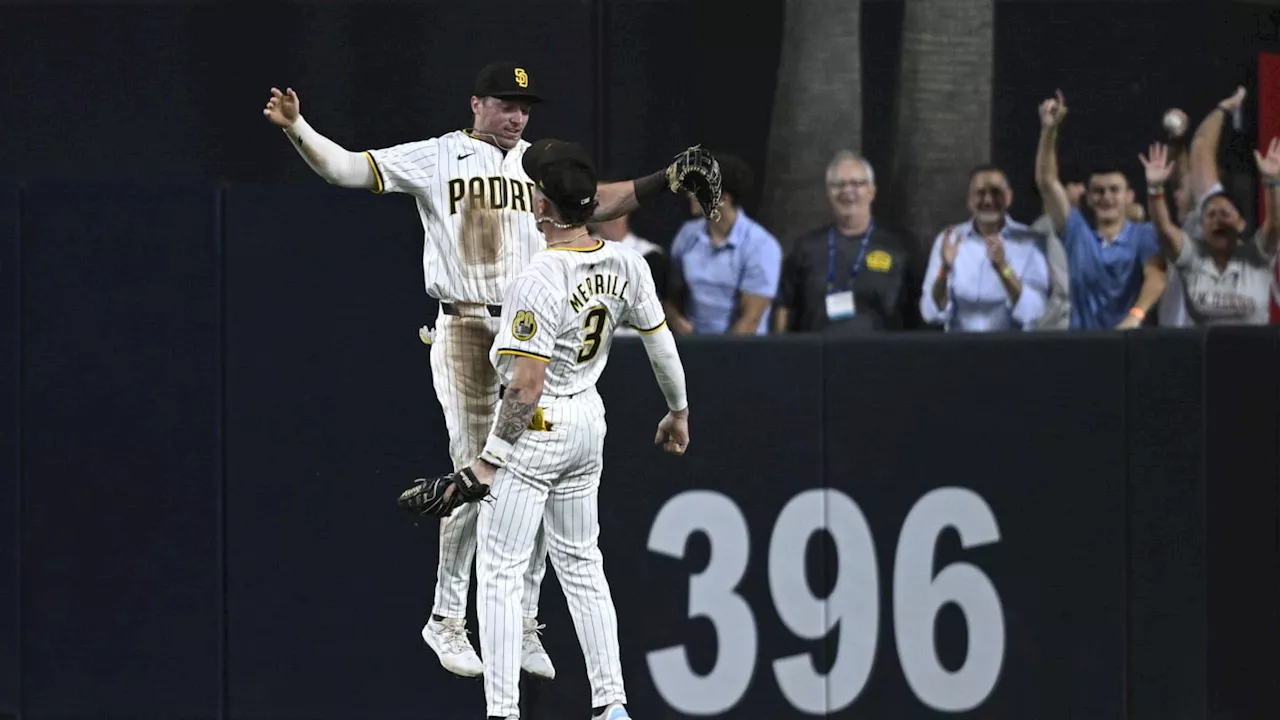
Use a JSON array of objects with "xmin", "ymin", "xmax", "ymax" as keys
[
  {"xmin": 521, "ymin": 617, "xmax": 556, "ymax": 680},
  {"xmin": 421, "ymin": 617, "xmax": 484, "ymax": 678},
  {"xmin": 592, "ymin": 703, "xmax": 630, "ymax": 720}
]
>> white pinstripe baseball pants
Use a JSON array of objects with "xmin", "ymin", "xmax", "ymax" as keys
[
  {"xmin": 476, "ymin": 387, "xmax": 626, "ymax": 718},
  {"xmin": 428, "ymin": 309, "xmax": 548, "ymax": 620}
]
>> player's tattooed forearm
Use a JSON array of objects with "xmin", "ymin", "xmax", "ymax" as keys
[{"xmin": 494, "ymin": 389, "xmax": 537, "ymax": 444}]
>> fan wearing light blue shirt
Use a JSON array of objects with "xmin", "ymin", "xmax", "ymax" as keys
[
  {"xmin": 664, "ymin": 153, "xmax": 783, "ymax": 335},
  {"xmin": 921, "ymin": 165, "xmax": 1050, "ymax": 331},
  {"xmin": 1034, "ymin": 90, "xmax": 1168, "ymax": 330}
]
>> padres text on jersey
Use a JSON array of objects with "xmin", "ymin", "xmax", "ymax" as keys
[{"xmin": 363, "ymin": 129, "xmax": 547, "ymax": 306}]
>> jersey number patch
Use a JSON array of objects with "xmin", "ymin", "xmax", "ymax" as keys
[{"xmin": 576, "ymin": 306, "xmax": 608, "ymax": 363}]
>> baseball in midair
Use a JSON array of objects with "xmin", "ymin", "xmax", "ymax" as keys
[{"xmin": 1163, "ymin": 108, "xmax": 1189, "ymax": 139}]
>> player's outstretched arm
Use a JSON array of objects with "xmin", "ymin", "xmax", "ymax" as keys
[
  {"xmin": 638, "ymin": 324, "xmax": 689, "ymax": 455},
  {"xmin": 262, "ymin": 87, "xmax": 376, "ymax": 190},
  {"xmin": 591, "ymin": 146, "xmax": 720, "ymax": 222},
  {"xmin": 592, "ymin": 179, "xmax": 646, "ymax": 222}
]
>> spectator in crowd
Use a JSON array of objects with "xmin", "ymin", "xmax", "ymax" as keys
[
  {"xmin": 1035, "ymin": 90, "xmax": 1168, "ymax": 330},
  {"xmin": 1140, "ymin": 137, "xmax": 1280, "ymax": 325},
  {"xmin": 588, "ymin": 209, "xmax": 667, "ymax": 337},
  {"xmin": 1157, "ymin": 87, "xmax": 1250, "ymax": 327},
  {"xmin": 1155, "ymin": 108, "xmax": 1194, "ymax": 328},
  {"xmin": 1030, "ymin": 181, "xmax": 1084, "ymax": 330},
  {"xmin": 919, "ymin": 164, "xmax": 1050, "ymax": 331},
  {"xmin": 665, "ymin": 152, "xmax": 782, "ymax": 335},
  {"xmin": 773, "ymin": 149, "xmax": 915, "ymax": 334},
  {"xmin": 1272, "ymin": 251, "xmax": 1280, "ymax": 323}
]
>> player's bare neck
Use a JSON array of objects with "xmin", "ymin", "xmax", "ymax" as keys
[
  {"xmin": 545, "ymin": 228, "xmax": 593, "ymax": 249},
  {"xmin": 465, "ymin": 127, "xmax": 510, "ymax": 152}
]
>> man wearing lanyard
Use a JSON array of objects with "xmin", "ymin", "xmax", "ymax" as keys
[
  {"xmin": 920, "ymin": 165, "xmax": 1050, "ymax": 331},
  {"xmin": 822, "ymin": 221, "xmax": 872, "ymax": 322},
  {"xmin": 775, "ymin": 150, "xmax": 916, "ymax": 334}
]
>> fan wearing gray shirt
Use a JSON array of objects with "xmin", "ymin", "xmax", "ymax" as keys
[
  {"xmin": 1157, "ymin": 87, "xmax": 1249, "ymax": 327},
  {"xmin": 1140, "ymin": 138, "xmax": 1280, "ymax": 326}
]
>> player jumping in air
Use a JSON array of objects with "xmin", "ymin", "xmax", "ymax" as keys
[
  {"xmin": 397, "ymin": 137, "xmax": 701, "ymax": 720},
  {"xmin": 263, "ymin": 61, "xmax": 717, "ymax": 681}
]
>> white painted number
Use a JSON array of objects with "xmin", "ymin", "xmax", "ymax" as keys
[
  {"xmin": 646, "ymin": 490, "xmax": 756, "ymax": 715},
  {"xmin": 647, "ymin": 487, "xmax": 1005, "ymax": 715},
  {"xmin": 894, "ymin": 487, "xmax": 1005, "ymax": 712},
  {"xmin": 769, "ymin": 489, "xmax": 878, "ymax": 713}
]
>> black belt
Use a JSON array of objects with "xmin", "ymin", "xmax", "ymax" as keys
[{"xmin": 441, "ymin": 302, "xmax": 502, "ymax": 317}]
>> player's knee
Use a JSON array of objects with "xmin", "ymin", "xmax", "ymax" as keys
[{"xmin": 549, "ymin": 544, "xmax": 603, "ymax": 574}]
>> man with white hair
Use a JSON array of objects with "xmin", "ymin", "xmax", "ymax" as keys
[{"xmin": 774, "ymin": 149, "xmax": 915, "ymax": 334}]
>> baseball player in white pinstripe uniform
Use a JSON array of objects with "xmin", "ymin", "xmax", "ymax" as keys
[
  {"xmin": 262, "ymin": 62, "xmax": 701, "ymax": 682},
  {"xmin": 432, "ymin": 138, "xmax": 690, "ymax": 720}
]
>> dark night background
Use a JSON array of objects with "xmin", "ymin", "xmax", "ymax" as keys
[{"xmin": 1, "ymin": 2, "xmax": 1277, "ymax": 719}]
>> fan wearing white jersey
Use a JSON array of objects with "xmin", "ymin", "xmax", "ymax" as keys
[
  {"xmin": 262, "ymin": 62, "xmax": 691, "ymax": 680},
  {"xmin": 467, "ymin": 138, "xmax": 690, "ymax": 720}
]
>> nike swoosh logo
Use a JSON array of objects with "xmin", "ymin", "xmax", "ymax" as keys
[{"xmin": 458, "ymin": 152, "xmax": 474, "ymax": 160}]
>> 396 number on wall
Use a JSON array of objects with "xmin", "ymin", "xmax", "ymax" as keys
[{"xmin": 645, "ymin": 487, "xmax": 1005, "ymax": 716}]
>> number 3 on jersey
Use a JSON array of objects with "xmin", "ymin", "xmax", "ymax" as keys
[{"xmin": 576, "ymin": 306, "xmax": 608, "ymax": 363}]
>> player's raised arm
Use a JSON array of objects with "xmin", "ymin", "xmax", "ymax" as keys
[{"xmin": 263, "ymin": 87, "xmax": 376, "ymax": 190}]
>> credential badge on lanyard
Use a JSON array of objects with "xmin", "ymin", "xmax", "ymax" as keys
[{"xmin": 825, "ymin": 224, "xmax": 872, "ymax": 321}]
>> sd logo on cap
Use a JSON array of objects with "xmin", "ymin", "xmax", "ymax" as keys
[{"xmin": 473, "ymin": 61, "xmax": 543, "ymax": 103}]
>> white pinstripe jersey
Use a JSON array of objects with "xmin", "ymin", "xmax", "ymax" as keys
[
  {"xmin": 490, "ymin": 240, "xmax": 667, "ymax": 397},
  {"xmin": 363, "ymin": 130, "xmax": 545, "ymax": 305}
]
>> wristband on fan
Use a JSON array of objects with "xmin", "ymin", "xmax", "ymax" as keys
[
  {"xmin": 1128, "ymin": 307, "xmax": 1146, "ymax": 321},
  {"xmin": 478, "ymin": 435, "xmax": 514, "ymax": 468}
]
